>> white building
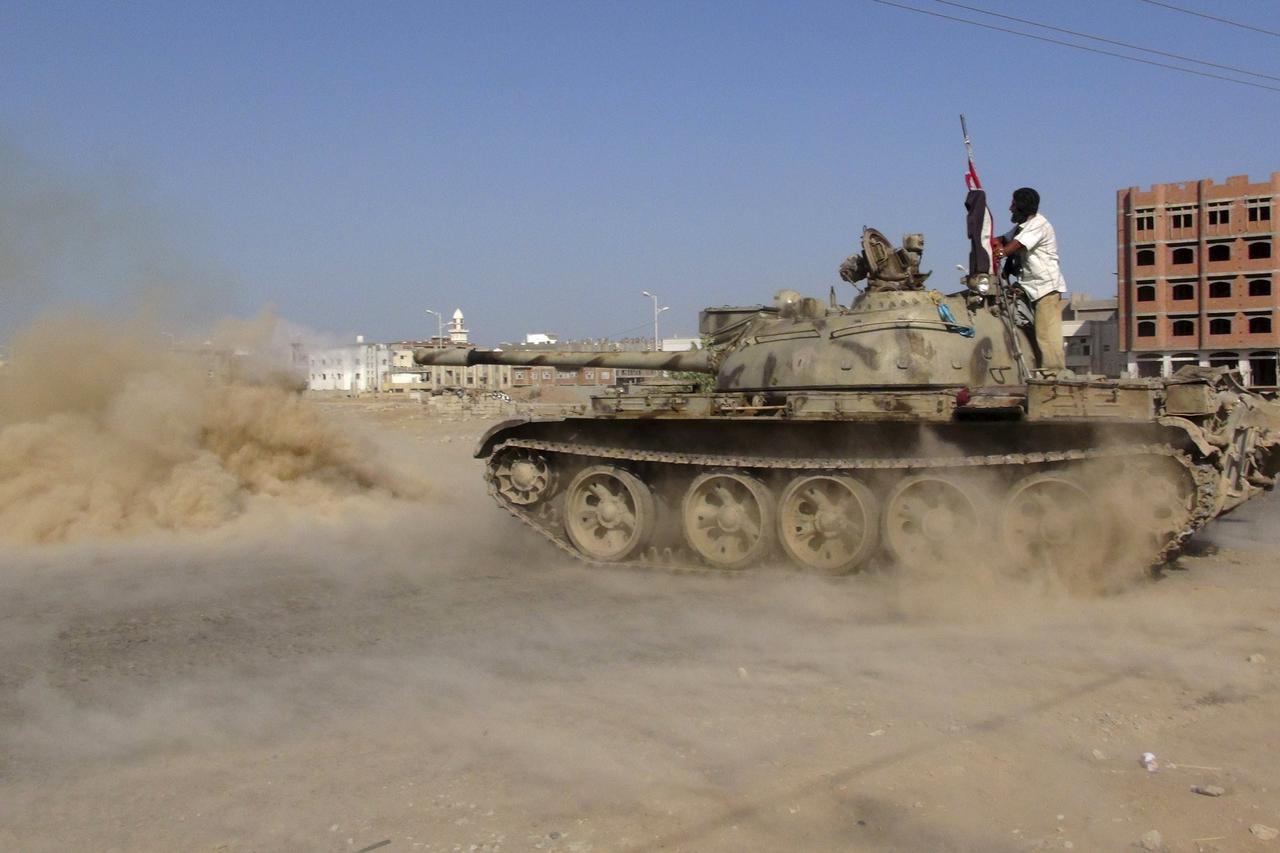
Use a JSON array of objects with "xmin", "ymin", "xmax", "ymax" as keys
[{"xmin": 307, "ymin": 336, "xmax": 390, "ymax": 392}]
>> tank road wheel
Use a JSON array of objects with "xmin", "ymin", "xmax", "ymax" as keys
[
  {"xmin": 682, "ymin": 472, "xmax": 777, "ymax": 569},
  {"xmin": 1116, "ymin": 456, "xmax": 1195, "ymax": 552},
  {"xmin": 563, "ymin": 465, "xmax": 656, "ymax": 562},
  {"xmin": 1000, "ymin": 473, "xmax": 1109, "ymax": 585},
  {"xmin": 777, "ymin": 475, "xmax": 880, "ymax": 575},
  {"xmin": 492, "ymin": 448, "xmax": 557, "ymax": 505},
  {"xmin": 882, "ymin": 474, "xmax": 980, "ymax": 574}
]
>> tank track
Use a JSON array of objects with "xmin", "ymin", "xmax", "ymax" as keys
[{"xmin": 487, "ymin": 439, "xmax": 1219, "ymax": 575}]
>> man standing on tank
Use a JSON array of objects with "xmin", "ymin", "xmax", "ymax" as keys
[{"xmin": 992, "ymin": 187, "xmax": 1067, "ymax": 375}]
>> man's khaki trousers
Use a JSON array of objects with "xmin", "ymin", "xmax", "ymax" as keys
[{"xmin": 1034, "ymin": 291, "xmax": 1065, "ymax": 372}]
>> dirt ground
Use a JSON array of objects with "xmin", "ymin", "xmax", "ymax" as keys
[{"xmin": 2, "ymin": 398, "xmax": 1279, "ymax": 853}]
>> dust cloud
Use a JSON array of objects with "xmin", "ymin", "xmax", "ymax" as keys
[{"xmin": 0, "ymin": 310, "xmax": 427, "ymax": 544}]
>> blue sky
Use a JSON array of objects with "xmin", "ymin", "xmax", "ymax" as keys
[{"xmin": 2, "ymin": 0, "xmax": 1278, "ymax": 345}]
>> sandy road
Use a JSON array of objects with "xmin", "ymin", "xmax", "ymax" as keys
[{"xmin": 1, "ymin": 404, "xmax": 1278, "ymax": 852}]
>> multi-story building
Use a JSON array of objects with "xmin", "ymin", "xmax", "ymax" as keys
[
  {"xmin": 1117, "ymin": 172, "xmax": 1279, "ymax": 387},
  {"xmin": 1061, "ymin": 294, "xmax": 1122, "ymax": 376},
  {"xmin": 307, "ymin": 336, "xmax": 390, "ymax": 392}
]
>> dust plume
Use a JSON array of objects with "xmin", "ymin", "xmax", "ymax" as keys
[
  {"xmin": 0, "ymin": 310, "xmax": 423, "ymax": 544},
  {"xmin": 847, "ymin": 428, "xmax": 1198, "ymax": 619}
]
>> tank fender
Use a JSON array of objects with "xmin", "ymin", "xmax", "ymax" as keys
[
  {"xmin": 473, "ymin": 418, "xmax": 531, "ymax": 459},
  {"xmin": 1235, "ymin": 395, "xmax": 1280, "ymax": 436},
  {"xmin": 1157, "ymin": 416, "xmax": 1220, "ymax": 457}
]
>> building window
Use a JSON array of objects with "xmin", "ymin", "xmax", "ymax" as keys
[
  {"xmin": 1247, "ymin": 198, "xmax": 1272, "ymax": 222},
  {"xmin": 584, "ymin": 370, "xmax": 594, "ymax": 380},
  {"xmin": 1249, "ymin": 278, "xmax": 1272, "ymax": 297},
  {"xmin": 1248, "ymin": 241, "xmax": 1272, "ymax": 260},
  {"xmin": 1208, "ymin": 207, "xmax": 1231, "ymax": 226},
  {"xmin": 1209, "ymin": 351, "xmax": 1239, "ymax": 369},
  {"xmin": 1170, "ymin": 211, "xmax": 1194, "ymax": 229},
  {"xmin": 1136, "ymin": 355, "xmax": 1162, "ymax": 377},
  {"xmin": 1209, "ymin": 317, "xmax": 1232, "ymax": 335},
  {"xmin": 1172, "ymin": 283, "xmax": 1195, "ymax": 300},
  {"xmin": 1171, "ymin": 319, "xmax": 1195, "ymax": 336},
  {"xmin": 542, "ymin": 370, "xmax": 552, "ymax": 380},
  {"xmin": 1137, "ymin": 320, "xmax": 1156, "ymax": 337},
  {"xmin": 601, "ymin": 370, "xmax": 611, "ymax": 380},
  {"xmin": 1136, "ymin": 247, "xmax": 1155, "ymax": 266},
  {"xmin": 1136, "ymin": 285, "xmax": 1156, "ymax": 302},
  {"xmin": 1208, "ymin": 243, "xmax": 1231, "ymax": 262},
  {"xmin": 1249, "ymin": 316, "xmax": 1273, "ymax": 334},
  {"xmin": 1135, "ymin": 214, "xmax": 1154, "ymax": 231},
  {"xmin": 1171, "ymin": 246, "xmax": 1195, "ymax": 265},
  {"xmin": 1250, "ymin": 353, "xmax": 1278, "ymax": 386},
  {"xmin": 1209, "ymin": 280, "xmax": 1232, "ymax": 298}
]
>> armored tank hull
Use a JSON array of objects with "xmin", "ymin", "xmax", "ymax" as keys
[
  {"xmin": 463, "ymin": 374, "xmax": 1274, "ymax": 584},
  {"xmin": 417, "ymin": 229, "xmax": 1280, "ymax": 585}
]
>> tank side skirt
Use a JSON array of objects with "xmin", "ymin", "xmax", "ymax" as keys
[
  {"xmin": 494, "ymin": 417, "xmax": 1185, "ymax": 460},
  {"xmin": 487, "ymin": 438, "xmax": 1216, "ymax": 574}
]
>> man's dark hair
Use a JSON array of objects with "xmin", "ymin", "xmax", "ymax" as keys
[{"xmin": 1011, "ymin": 187, "xmax": 1040, "ymax": 223}]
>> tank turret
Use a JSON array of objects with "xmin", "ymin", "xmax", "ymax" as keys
[{"xmin": 697, "ymin": 228, "xmax": 1026, "ymax": 392}]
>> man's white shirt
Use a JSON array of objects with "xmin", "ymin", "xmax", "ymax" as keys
[{"xmin": 1006, "ymin": 213, "xmax": 1066, "ymax": 301}]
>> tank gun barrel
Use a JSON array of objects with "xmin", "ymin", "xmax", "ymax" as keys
[{"xmin": 413, "ymin": 347, "xmax": 714, "ymax": 374}]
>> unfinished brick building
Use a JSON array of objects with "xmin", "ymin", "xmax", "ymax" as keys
[{"xmin": 1117, "ymin": 172, "xmax": 1279, "ymax": 388}]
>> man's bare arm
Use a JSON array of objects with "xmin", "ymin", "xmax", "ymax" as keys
[{"xmin": 993, "ymin": 238, "xmax": 1023, "ymax": 260}]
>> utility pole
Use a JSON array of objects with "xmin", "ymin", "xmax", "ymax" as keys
[{"xmin": 640, "ymin": 291, "xmax": 669, "ymax": 351}]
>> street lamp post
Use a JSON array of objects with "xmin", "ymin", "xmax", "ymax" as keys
[
  {"xmin": 424, "ymin": 308, "xmax": 445, "ymax": 391},
  {"xmin": 424, "ymin": 309, "xmax": 443, "ymax": 349},
  {"xmin": 640, "ymin": 291, "xmax": 670, "ymax": 351}
]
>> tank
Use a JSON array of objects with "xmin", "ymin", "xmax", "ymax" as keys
[{"xmin": 415, "ymin": 228, "xmax": 1280, "ymax": 586}]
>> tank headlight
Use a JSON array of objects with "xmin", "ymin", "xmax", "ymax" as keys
[{"xmin": 965, "ymin": 273, "xmax": 991, "ymax": 294}]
